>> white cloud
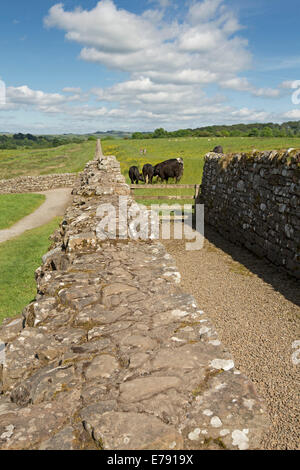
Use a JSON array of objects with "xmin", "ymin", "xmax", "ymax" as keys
[
  {"xmin": 220, "ymin": 77, "xmax": 280, "ymax": 98},
  {"xmin": 7, "ymin": 85, "xmax": 67, "ymax": 106},
  {"xmin": 41, "ymin": 0, "xmax": 274, "ymax": 130},
  {"xmin": 230, "ymin": 107, "xmax": 271, "ymax": 121},
  {"xmin": 280, "ymin": 81, "xmax": 295, "ymax": 89},
  {"xmin": 253, "ymin": 88, "xmax": 280, "ymax": 98},
  {"xmin": 44, "ymin": 1, "xmax": 166, "ymax": 54},
  {"xmin": 178, "ymin": 27, "xmax": 222, "ymax": 52},
  {"xmin": 45, "ymin": 0, "xmax": 251, "ymax": 80},
  {"xmin": 187, "ymin": 0, "xmax": 223, "ymax": 24},
  {"xmin": 92, "ymin": 76, "xmax": 200, "ymax": 102},
  {"xmin": 282, "ymin": 109, "xmax": 300, "ymax": 120},
  {"xmin": 1, "ymin": 1, "xmax": 289, "ymax": 132},
  {"xmin": 6, "ymin": 85, "xmax": 83, "ymax": 110},
  {"xmin": 147, "ymin": 69, "xmax": 218, "ymax": 85},
  {"xmin": 62, "ymin": 87, "xmax": 82, "ymax": 93}
]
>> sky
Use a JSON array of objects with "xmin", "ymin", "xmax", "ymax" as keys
[{"xmin": 0, "ymin": 0, "xmax": 300, "ymax": 133}]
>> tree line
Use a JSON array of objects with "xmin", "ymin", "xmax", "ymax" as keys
[
  {"xmin": 0, "ymin": 133, "xmax": 86, "ymax": 150},
  {"xmin": 131, "ymin": 121, "xmax": 300, "ymax": 139}
]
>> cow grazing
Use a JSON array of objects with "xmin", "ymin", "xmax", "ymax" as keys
[
  {"xmin": 212, "ymin": 145, "xmax": 224, "ymax": 154},
  {"xmin": 142, "ymin": 163, "xmax": 154, "ymax": 184},
  {"xmin": 154, "ymin": 158, "xmax": 184, "ymax": 183},
  {"xmin": 129, "ymin": 166, "xmax": 143, "ymax": 184}
]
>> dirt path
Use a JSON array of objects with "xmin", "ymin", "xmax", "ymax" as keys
[
  {"xmin": 0, "ymin": 188, "xmax": 72, "ymax": 243},
  {"xmin": 163, "ymin": 226, "xmax": 300, "ymax": 450}
]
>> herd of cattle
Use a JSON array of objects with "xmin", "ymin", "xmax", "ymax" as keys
[
  {"xmin": 129, "ymin": 158, "xmax": 184, "ymax": 185},
  {"xmin": 128, "ymin": 145, "xmax": 223, "ymax": 185}
]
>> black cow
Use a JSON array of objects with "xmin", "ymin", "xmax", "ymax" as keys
[
  {"xmin": 154, "ymin": 158, "xmax": 184, "ymax": 183},
  {"xmin": 212, "ymin": 145, "xmax": 224, "ymax": 154},
  {"xmin": 129, "ymin": 166, "xmax": 143, "ymax": 184},
  {"xmin": 142, "ymin": 163, "xmax": 154, "ymax": 184}
]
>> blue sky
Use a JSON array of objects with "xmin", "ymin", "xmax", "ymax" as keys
[{"xmin": 0, "ymin": 0, "xmax": 300, "ymax": 133}]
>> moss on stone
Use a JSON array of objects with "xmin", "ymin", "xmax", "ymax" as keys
[
  {"xmin": 174, "ymin": 321, "xmax": 200, "ymax": 333},
  {"xmin": 204, "ymin": 436, "xmax": 227, "ymax": 450},
  {"xmin": 192, "ymin": 369, "xmax": 223, "ymax": 397}
]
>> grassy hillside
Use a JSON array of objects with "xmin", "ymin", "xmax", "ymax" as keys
[
  {"xmin": 102, "ymin": 136, "xmax": 300, "ymax": 183},
  {"xmin": 0, "ymin": 140, "xmax": 95, "ymax": 179},
  {"xmin": 0, "ymin": 217, "xmax": 61, "ymax": 324},
  {"xmin": 0, "ymin": 193, "xmax": 45, "ymax": 229},
  {"xmin": 102, "ymin": 136, "xmax": 300, "ymax": 205},
  {"xmin": 1, "ymin": 136, "xmax": 299, "ymax": 182}
]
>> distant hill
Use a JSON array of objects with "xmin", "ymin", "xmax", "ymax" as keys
[
  {"xmin": 3, "ymin": 119, "xmax": 300, "ymax": 143},
  {"xmin": 91, "ymin": 130, "xmax": 132, "ymax": 139}
]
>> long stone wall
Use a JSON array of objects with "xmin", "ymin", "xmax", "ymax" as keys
[
  {"xmin": 0, "ymin": 142, "xmax": 269, "ymax": 450},
  {"xmin": 0, "ymin": 173, "xmax": 80, "ymax": 194},
  {"xmin": 201, "ymin": 150, "xmax": 300, "ymax": 279}
]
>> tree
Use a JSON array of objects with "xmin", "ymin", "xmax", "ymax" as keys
[
  {"xmin": 153, "ymin": 128, "xmax": 167, "ymax": 138},
  {"xmin": 13, "ymin": 133, "xmax": 25, "ymax": 140},
  {"xmin": 221, "ymin": 130, "xmax": 230, "ymax": 137},
  {"xmin": 230, "ymin": 129, "xmax": 242, "ymax": 137},
  {"xmin": 261, "ymin": 127, "xmax": 273, "ymax": 137},
  {"xmin": 26, "ymin": 133, "xmax": 37, "ymax": 141},
  {"xmin": 132, "ymin": 132, "xmax": 144, "ymax": 139},
  {"xmin": 248, "ymin": 128, "xmax": 259, "ymax": 137}
]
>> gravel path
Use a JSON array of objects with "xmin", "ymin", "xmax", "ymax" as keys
[
  {"xmin": 163, "ymin": 226, "xmax": 300, "ymax": 450},
  {"xmin": 0, "ymin": 188, "xmax": 72, "ymax": 244}
]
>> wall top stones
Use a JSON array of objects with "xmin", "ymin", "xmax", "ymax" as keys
[
  {"xmin": 205, "ymin": 147, "xmax": 300, "ymax": 163},
  {"xmin": 0, "ymin": 141, "xmax": 269, "ymax": 450}
]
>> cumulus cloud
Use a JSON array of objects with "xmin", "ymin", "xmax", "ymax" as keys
[
  {"xmin": 1, "ymin": 1, "xmax": 287, "ymax": 131},
  {"xmin": 230, "ymin": 107, "xmax": 271, "ymax": 121},
  {"xmin": 43, "ymin": 1, "xmax": 280, "ymax": 99},
  {"xmin": 281, "ymin": 80, "xmax": 295, "ymax": 89},
  {"xmin": 44, "ymin": 1, "xmax": 167, "ymax": 54},
  {"xmin": 220, "ymin": 77, "xmax": 280, "ymax": 98},
  {"xmin": 7, "ymin": 85, "xmax": 66, "ymax": 106},
  {"xmin": 187, "ymin": 0, "xmax": 223, "ymax": 24},
  {"xmin": 44, "ymin": 0, "xmax": 251, "ymax": 81},
  {"xmin": 282, "ymin": 109, "xmax": 300, "ymax": 119},
  {"xmin": 92, "ymin": 77, "xmax": 200, "ymax": 103},
  {"xmin": 5, "ymin": 85, "xmax": 83, "ymax": 111}
]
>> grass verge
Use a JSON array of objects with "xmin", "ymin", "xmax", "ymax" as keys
[
  {"xmin": 0, "ymin": 217, "xmax": 61, "ymax": 324},
  {"xmin": 0, "ymin": 141, "xmax": 95, "ymax": 179},
  {"xmin": 0, "ymin": 193, "xmax": 46, "ymax": 229}
]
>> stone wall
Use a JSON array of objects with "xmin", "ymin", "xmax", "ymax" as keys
[
  {"xmin": 0, "ymin": 173, "xmax": 80, "ymax": 194},
  {"xmin": 0, "ymin": 142, "xmax": 269, "ymax": 450},
  {"xmin": 201, "ymin": 150, "xmax": 300, "ymax": 279}
]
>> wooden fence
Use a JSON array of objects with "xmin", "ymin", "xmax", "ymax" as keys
[
  {"xmin": 130, "ymin": 184, "xmax": 201, "ymax": 222},
  {"xmin": 130, "ymin": 184, "xmax": 201, "ymax": 201}
]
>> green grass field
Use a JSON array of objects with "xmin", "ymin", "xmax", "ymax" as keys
[
  {"xmin": 102, "ymin": 136, "xmax": 300, "ymax": 205},
  {"xmin": 1, "ymin": 136, "xmax": 299, "ymax": 182},
  {"xmin": 0, "ymin": 140, "xmax": 96, "ymax": 179},
  {"xmin": 0, "ymin": 193, "xmax": 45, "ymax": 229},
  {"xmin": 0, "ymin": 217, "xmax": 61, "ymax": 324}
]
